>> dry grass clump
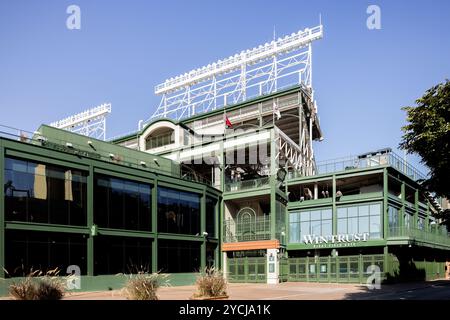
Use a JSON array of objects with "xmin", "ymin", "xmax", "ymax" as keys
[
  {"xmin": 8, "ymin": 268, "xmax": 65, "ymax": 300},
  {"xmin": 123, "ymin": 273, "xmax": 169, "ymax": 300},
  {"xmin": 193, "ymin": 267, "xmax": 227, "ymax": 298}
]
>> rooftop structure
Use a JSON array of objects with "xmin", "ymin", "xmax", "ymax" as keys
[{"xmin": 147, "ymin": 25, "xmax": 323, "ymax": 123}]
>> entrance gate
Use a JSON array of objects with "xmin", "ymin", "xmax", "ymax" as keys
[
  {"xmin": 227, "ymin": 257, "xmax": 266, "ymax": 283},
  {"xmin": 288, "ymin": 254, "xmax": 385, "ymax": 283}
]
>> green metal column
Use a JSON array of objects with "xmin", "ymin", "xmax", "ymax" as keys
[
  {"xmin": 414, "ymin": 189, "xmax": 419, "ymax": 229},
  {"xmin": 218, "ymin": 142, "xmax": 224, "ymax": 270},
  {"xmin": 200, "ymin": 190, "xmax": 206, "ymax": 270},
  {"xmin": 270, "ymin": 129, "xmax": 277, "ymax": 239},
  {"xmin": 87, "ymin": 165, "xmax": 94, "ymax": 276},
  {"xmin": 0, "ymin": 145, "xmax": 5, "ymax": 278},
  {"xmin": 332, "ymin": 174, "xmax": 337, "ymax": 234},
  {"xmin": 383, "ymin": 246, "xmax": 389, "ymax": 278},
  {"xmin": 383, "ymin": 169, "xmax": 388, "ymax": 238},
  {"xmin": 152, "ymin": 179, "xmax": 158, "ymax": 273},
  {"xmin": 400, "ymin": 182, "xmax": 405, "ymax": 229}
]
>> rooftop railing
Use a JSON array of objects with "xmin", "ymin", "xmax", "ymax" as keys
[
  {"xmin": 224, "ymin": 176, "xmax": 270, "ymax": 193},
  {"xmin": 0, "ymin": 125, "xmax": 212, "ymax": 185},
  {"xmin": 311, "ymin": 151, "xmax": 427, "ymax": 181},
  {"xmin": 388, "ymin": 227, "xmax": 450, "ymax": 247}
]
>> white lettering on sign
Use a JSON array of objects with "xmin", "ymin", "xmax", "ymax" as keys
[{"xmin": 303, "ymin": 233, "xmax": 370, "ymax": 245}]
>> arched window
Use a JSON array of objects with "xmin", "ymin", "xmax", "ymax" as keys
[
  {"xmin": 236, "ymin": 207, "xmax": 256, "ymax": 241},
  {"xmin": 145, "ymin": 127, "xmax": 175, "ymax": 150}
]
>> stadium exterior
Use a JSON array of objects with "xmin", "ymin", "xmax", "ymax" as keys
[{"xmin": 1, "ymin": 25, "xmax": 449, "ymax": 294}]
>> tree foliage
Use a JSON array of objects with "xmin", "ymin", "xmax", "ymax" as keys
[{"xmin": 400, "ymin": 80, "xmax": 450, "ymax": 223}]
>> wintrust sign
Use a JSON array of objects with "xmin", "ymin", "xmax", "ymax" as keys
[{"xmin": 303, "ymin": 233, "xmax": 370, "ymax": 248}]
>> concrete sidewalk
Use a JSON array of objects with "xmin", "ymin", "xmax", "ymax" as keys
[
  {"xmin": 63, "ymin": 281, "xmax": 450, "ymax": 300},
  {"xmin": 2, "ymin": 280, "xmax": 448, "ymax": 300}
]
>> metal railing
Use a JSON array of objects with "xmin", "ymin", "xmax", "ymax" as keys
[
  {"xmin": 388, "ymin": 227, "xmax": 450, "ymax": 247},
  {"xmin": 225, "ymin": 176, "xmax": 270, "ymax": 192},
  {"xmin": 0, "ymin": 125, "xmax": 187, "ymax": 181},
  {"xmin": 311, "ymin": 151, "xmax": 426, "ymax": 181},
  {"xmin": 223, "ymin": 216, "xmax": 271, "ymax": 243}
]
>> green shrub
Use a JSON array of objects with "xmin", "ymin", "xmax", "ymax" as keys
[{"xmin": 194, "ymin": 267, "xmax": 227, "ymax": 298}]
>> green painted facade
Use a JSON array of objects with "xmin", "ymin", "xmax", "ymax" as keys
[{"xmin": 0, "ymin": 126, "xmax": 221, "ymax": 295}]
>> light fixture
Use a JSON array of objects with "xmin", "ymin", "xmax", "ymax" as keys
[
  {"xmin": 153, "ymin": 158, "xmax": 159, "ymax": 166},
  {"xmin": 109, "ymin": 153, "xmax": 115, "ymax": 159},
  {"xmin": 87, "ymin": 140, "xmax": 93, "ymax": 146},
  {"xmin": 202, "ymin": 232, "xmax": 209, "ymax": 237},
  {"xmin": 140, "ymin": 161, "xmax": 146, "ymax": 167},
  {"xmin": 66, "ymin": 142, "xmax": 73, "ymax": 148}
]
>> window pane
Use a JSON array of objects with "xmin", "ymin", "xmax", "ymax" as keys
[
  {"xmin": 311, "ymin": 220, "xmax": 321, "ymax": 235},
  {"xmin": 300, "ymin": 221, "xmax": 310, "ymax": 238},
  {"xmin": 337, "ymin": 208, "xmax": 347, "ymax": 218},
  {"xmin": 300, "ymin": 211, "xmax": 310, "ymax": 222},
  {"xmin": 321, "ymin": 209, "xmax": 332, "ymax": 220},
  {"xmin": 310, "ymin": 210, "xmax": 321, "ymax": 221},
  {"xmin": 158, "ymin": 240, "xmax": 200, "ymax": 273},
  {"xmin": 348, "ymin": 217, "xmax": 358, "ymax": 234},
  {"xmin": 5, "ymin": 158, "xmax": 87, "ymax": 226},
  {"xmin": 322, "ymin": 220, "xmax": 332, "ymax": 236},
  {"xmin": 348, "ymin": 207, "xmax": 358, "ymax": 217},
  {"xmin": 358, "ymin": 216, "xmax": 369, "ymax": 234},
  {"xmin": 370, "ymin": 204, "xmax": 381, "ymax": 216},
  {"xmin": 337, "ymin": 219, "xmax": 347, "ymax": 234},
  {"xmin": 290, "ymin": 212, "xmax": 298, "ymax": 223},
  {"xmin": 289, "ymin": 223, "xmax": 299, "ymax": 243},
  {"xmin": 359, "ymin": 205, "xmax": 369, "ymax": 216},
  {"xmin": 370, "ymin": 214, "xmax": 381, "ymax": 238}
]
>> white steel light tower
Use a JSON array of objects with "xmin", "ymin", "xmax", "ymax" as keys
[
  {"xmin": 148, "ymin": 25, "xmax": 323, "ymax": 122},
  {"xmin": 50, "ymin": 103, "xmax": 112, "ymax": 141}
]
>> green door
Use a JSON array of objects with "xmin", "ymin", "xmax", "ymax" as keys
[{"xmin": 227, "ymin": 257, "xmax": 266, "ymax": 283}]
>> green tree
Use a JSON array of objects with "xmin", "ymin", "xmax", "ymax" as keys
[{"xmin": 400, "ymin": 80, "xmax": 450, "ymax": 225}]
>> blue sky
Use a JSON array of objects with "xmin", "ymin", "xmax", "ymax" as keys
[{"xmin": 1, "ymin": 0, "xmax": 449, "ymax": 173}]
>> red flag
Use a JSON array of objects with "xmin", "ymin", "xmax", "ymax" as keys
[{"xmin": 225, "ymin": 115, "xmax": 233, "ymax": 128}]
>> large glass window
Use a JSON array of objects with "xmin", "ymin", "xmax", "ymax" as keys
[
  {"xmin": 94, "ymin": 175, "xmax": 151, "ymax": 231},
  {"xmin": 158, "ymin": 240, "xmax": 200, "ymax": 273},
  {"xmin": 289, "ymin": 208, "xmax": 332, "ymax": 243},
  {"xmin": 145, "ymin": 128, "xmax": 175, "ymax": 150},
  {"xmin": 206, "ymin": 197, "xmax": 217, "ymax": 237},
  {"xmin": 388, "ymin": 206, "xmax": 399, "ymax": 236},
  {"xmin": 157, "ymin": 187, "xmax": 200, "ymax": 235},
  {"xmin": 4, "ymin": 157, "xmax": 87, "ymax": 226},
  {"xmin": 337, "ymin": 203, "xmax": 381, "ymax": 239},
  {"xmin": 94, "ymin": 236, "xmax": 152, "ymax": 275},
  {"xmin": 5, "ymin": 230, "xmax": 87, "ymax": 277}
]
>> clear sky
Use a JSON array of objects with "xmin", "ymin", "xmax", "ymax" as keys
[{"xmin": 1, "ymin": 0, "xmax": 449, "ymax": 173}]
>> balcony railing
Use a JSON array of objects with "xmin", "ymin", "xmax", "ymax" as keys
[
  {"xmin": 223, "ymin": 216, "xmax": 271, "ymax": 242},
  {"xmin": 388, "ymin": 227, "xmax": 450, "ymax": 247},
  {"xmin": 304, "ymin": 151, "xmax": 427, "ymax": 182},
  {"xmin": 224, "ymin": 176, "xmax": 270, "ymax": 193}
]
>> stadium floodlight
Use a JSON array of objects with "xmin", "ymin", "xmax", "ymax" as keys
[
  {"xmin": 50, "ymin": 103, "xmax": 112, "ymax": 141},
  {"xmin": 147, "ymin": 24, "xmax": 323, "ymax": 122}
]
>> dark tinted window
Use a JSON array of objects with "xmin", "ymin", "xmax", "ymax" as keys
[
  {"xmin": 158, "ymin": 240, "xmax": 200, "ymax": 273},
  {"xmin": 5, "ymin": 230, "xmax": 87, "ymax": 277},
  {"xmin": 157, "ymin": 187, "xmax": 200, "ymax": 235},
  {"xmin": 94, "ymin": 236, "xmax": 152, "ymax": 275},
  {"xmin": 4, "ymin": 158, "xmax": 87, "ymax": 226},
  {"xmin": 94, "ymin": 175, "xmax": 151, "ymax": 231}
]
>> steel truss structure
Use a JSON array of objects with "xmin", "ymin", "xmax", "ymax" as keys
[
  {"xmin": 275, "ymin": 127, "xmax": 315, "ymax": 176},
  {"xmin": 49, "ymin": 103, "xmax": 112, "ymax": 141},
  {"xmin": 148, "ymin": 25, "xmax": 323, "ymax": 122}
]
